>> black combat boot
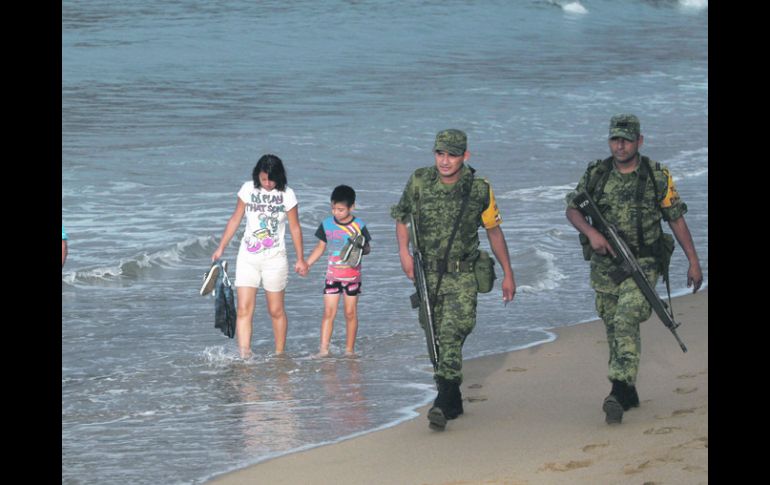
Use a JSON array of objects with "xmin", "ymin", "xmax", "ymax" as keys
[
  {"xmin": 623, "ymin": 385, "xmax": 640, "ymax": 410},
  {"xmin": 602, "ymin": 379, "xmax": 627, "ymax": 424},
  {"xmin": 428, "ymin": 377, "xmax": 450, "ymax": 431},
  {"xmin": 444, "ymin": 380, "xmax": 464, "ymax": 420}
]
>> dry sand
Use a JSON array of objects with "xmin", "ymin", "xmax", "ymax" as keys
[{"xmin": 209, "ymin": 288, "xmax": 708, "ymax": 484}]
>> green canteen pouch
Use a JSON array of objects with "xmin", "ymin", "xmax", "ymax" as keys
[{"xmin": 474, "ymin": 250, "xmax": 497, "ymax": 293}]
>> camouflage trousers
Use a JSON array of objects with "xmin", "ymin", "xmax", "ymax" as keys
[
  {"xmin": 594, "ymin": 269, "xmax": 658, "ymax": 385},
  {"xmin": 419, "ymin": 290, "xmax": 477, "ymax": 383}
]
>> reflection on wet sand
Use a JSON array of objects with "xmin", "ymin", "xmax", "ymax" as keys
[
  {"xmin": 215, "ymin": 355, "xmax": 373, "ymax": 459},
  {"xmin": 317, "ymin": 357, "xmax": 370, "ymax": 434},
  {"xmin": 220, "ymin": 357, "xmax": 302, "ymax": 455}
]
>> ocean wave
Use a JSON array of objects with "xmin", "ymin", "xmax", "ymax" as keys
[
  {"xmin": 667, "ymin": 147, "xmax": 708, "ymax": 181},
  {"xmin": 674, "ymin": 167, "xmax": 708, "ymax": 180},
  {"xmin": 62, "ymin": 236, "xmax": 217, "ymax": 285},
  {"xmin": 515, "ymin": 248, "xmax": 567, "ymax": 293}
]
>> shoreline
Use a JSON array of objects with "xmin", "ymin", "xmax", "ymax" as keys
[{"xmin": 207, "ymin": 288, "xmax": 708, "ymax": 484}]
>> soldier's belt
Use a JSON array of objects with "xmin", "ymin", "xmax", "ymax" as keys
[{"xmin": 425, "ymin": 259, "xmax": 475, "ymax": 273}]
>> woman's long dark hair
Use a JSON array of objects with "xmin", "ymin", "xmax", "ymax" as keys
[{"xmin": 253, "ymin": 154, "xmax": 287, "ymax": 191}]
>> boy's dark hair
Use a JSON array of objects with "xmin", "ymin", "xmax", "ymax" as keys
[
  {"xmin": 253, "ymin": 154, "xmax": 287, "ymax": 191},
  {"xmin": 331, "ymin": 185, "xmax": 356, "ymax": 207}
]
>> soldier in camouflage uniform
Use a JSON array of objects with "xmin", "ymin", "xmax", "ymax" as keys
[
  {"xmin": 391, "ymin": 129, "xmax": 517, "ymax": 431},
  {"xmin": 565, "ymin": 114, "xmax": 703, "ymax": 424}
]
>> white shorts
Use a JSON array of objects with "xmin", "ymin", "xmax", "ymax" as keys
[{"xmin": 234, "ymin": 249, "xmax": 289, "ymax": 292}]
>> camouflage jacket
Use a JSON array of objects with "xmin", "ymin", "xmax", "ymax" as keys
[
  {"xmin": 565, "ymin": 156, "xmax": 688, "ymax": 292},
  {"xmin": 391, "ymin": 164, "xmax": 500, "ymax": 295}
]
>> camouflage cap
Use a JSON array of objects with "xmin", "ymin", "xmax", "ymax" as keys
[
  {"xmin": 608, "ymin": 114, "xmax": 641, "ymax": 141},
  {"xmin": 433, "ymin": 129, "xmax": 467, "ymax": 156}
]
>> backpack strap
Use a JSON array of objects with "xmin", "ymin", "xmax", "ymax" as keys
[
  {"xmin": 634, "ymin": 160, "xmax": 650, "ymax": 250},
  {"xmin": 586, "ymin": 157, "xmax": 614, "ymax": 200},
  {"xmin": 410, "ymin": 169, "xmax": 428, "ymax": 232},
  {"xmin": 641, "ymin": 157, "xmax": 674, "ymax": 313},
  {"xmin": 642, "ymin": 156, "xmax": 661, "ymax": 202}
]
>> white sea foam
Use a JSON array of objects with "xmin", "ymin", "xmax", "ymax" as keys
[
  {"xmin": 562, "ymin": 2, "xmax": 588, "ymax": 14},
  {"xmin": 497, "ymin": 184, "xmax": 575, "ymax": 202},
  {"xmin": 665, "ymin": 147, "xmax": 708, "ymax": 181},
  {"xmin": 517, "ymin": 248, "xmax": 567, "ymax": 293},
  {"xmin": 469, "ymin": 330, "xmax": 558, "ymax": 360},
  {"xmin": 200, "ymin": 346, "xmax": 241, "ymax": 365},
  {"xmin": 546, "ymin": 0, "xmax": 588, "ymax": 14},
  {"xmin": 674, "ymin": 167, "xmax": 708, "ymax": 180},
  {"xmin": 679, "ymin": 0, "xmax": 708, "ymax": 11}
]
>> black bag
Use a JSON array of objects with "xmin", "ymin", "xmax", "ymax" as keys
[{"xmin": 214, "ymin": 261, "xmax": 237, "ymax": 338}]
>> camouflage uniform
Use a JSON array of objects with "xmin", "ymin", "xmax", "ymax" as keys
[
  {"xmin": 565, "ymin": 145, "xmax": 687, "ymax": 386},
  {"xmin": 391, "ymin": 163, "xmax": 501, "ymax": 383}
]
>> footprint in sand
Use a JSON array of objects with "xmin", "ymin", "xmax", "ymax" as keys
[
  {"xmin": 654, "ymin": 407, "xmax": 698, "ymax": 420},
  {"xmin": 677, "ymin": 372, "xmax": 697, "ymax": 379},
  {"xmin": 467, "ymin": 396, "xmax": 488, "ymax": 402},
  {"xmin": 539, "ymin": 460, "xmax": 592, "ymax": 472},
  {"xmin": 675, "ymin": 386, "xmax": 698, "ymax": 394},
  {"xmin": 468, "ymin": 383, "xmax": 483, "ymax": 389},
  {"xmin": 643, "ymin": 426, "xmax": 681, "ymax": 435},
  {"xmin": 582, "ymin": 442, "xmax": 609, "ymax": 452},
  {"xmin": 673, "ymin": 436, "xmax": 708, "ymax": 450},
  {"xmin": 623, "ymin": 460, "xmax": 653, "ymax": 475},
  {"xmin": 506, "ymin": 367, "xmax": 527, "ymax": 372},
  {"xmin": 671, "ymin": 407, "xmax": 697, "ymax": 416}
]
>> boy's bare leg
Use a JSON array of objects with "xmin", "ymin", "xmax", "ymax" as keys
[
  {"xmin": 343, "ymin": 294, "xmax": 359, "ymax": 355},
  {"xmin": 265, "ymin": 290, "xmax": 287, "ymax": 354},
  {"xmin": 318, "ymin": 293, "xmax": 341, "ymax": 356},
  {"xmin": 236, "ymin": 286, "xmax": 258, "ymax": 358}
]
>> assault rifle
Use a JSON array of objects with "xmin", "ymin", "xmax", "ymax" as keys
[
  {"xmin": 409, "ymin": 214, "xmax": 439, "ymax": 370},
  {"xmin": 573, "ymin": 190, "xmax": 687, "ymax": 353}
]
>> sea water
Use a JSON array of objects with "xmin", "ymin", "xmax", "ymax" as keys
[{"xmin": 62, "ymin": 1, "xmax": 708, "ymax": 483}]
